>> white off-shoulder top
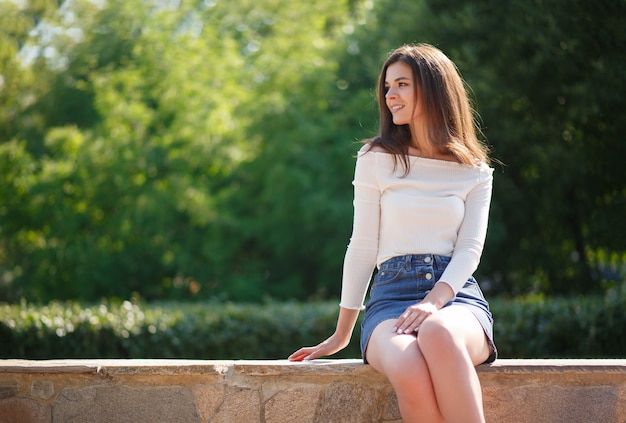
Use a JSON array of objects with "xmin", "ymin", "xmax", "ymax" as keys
[{"xmin": 339, "ymin": 145, "xmax": 494, "ymax": 310}]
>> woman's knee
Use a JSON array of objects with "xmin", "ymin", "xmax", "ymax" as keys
[
  {"xmin": 383, "ymin": 347, "xmax": 426, "ymax": 382},
  {"xmin": 378, "ymin": 346, "xmax": 436, "ymax": 397},
  {"xmin": 368, "ymin": 335, "xmax": 430, "ymax": 388},
  {"xmin": 369, "ymin": 336, "xmax": 422, "ymax": 376},
  {"xmin": 417, "ymin": 314, "xmax": 461, "ymax": 357}
]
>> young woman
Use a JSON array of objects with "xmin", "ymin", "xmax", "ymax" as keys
[{"xmin": 289, "ymin": 44, "xmax": 497, "ymax": 423}]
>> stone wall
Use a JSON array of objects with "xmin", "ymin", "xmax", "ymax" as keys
[{"xmin": 0, "ymin": 359, "xmax": 625, "ymax": 422}]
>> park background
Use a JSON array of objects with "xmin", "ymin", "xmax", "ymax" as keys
[{"xmin": 0, "ymin": 0, "xmax": 624, "ymax": 359}]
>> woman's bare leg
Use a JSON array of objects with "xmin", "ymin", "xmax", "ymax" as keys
[
  {"xmin": 417, "ymin": 306, "xmax": 490, "ymax": 423},
  {"xmin": 366, "ymin": 319, "xmax": 445, "ymax": 423}
]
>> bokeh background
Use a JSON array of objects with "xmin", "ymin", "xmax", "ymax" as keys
[{"xmin": 1, "ymin": 0, "xmax": 624, "ymax": 359}]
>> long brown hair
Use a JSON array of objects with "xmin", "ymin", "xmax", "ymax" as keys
[{"xmin": 368, "ymin": 44, "xmax": 490, "ymax": 172}]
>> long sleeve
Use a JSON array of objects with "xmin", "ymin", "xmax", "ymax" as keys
[
  {"xmin": 339, "ymin": 150, "xmax": 380, "ymax": 310},
  {"xmin": 438, "ymin": 169, "xmax": 493, "ymax": 293}
]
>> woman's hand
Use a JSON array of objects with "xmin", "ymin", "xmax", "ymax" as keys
[
  {"xmin": 393, "ymin": 281, "xmax": 455, "ymax": 334},
  {"xmin": 289, "ymin": 306, "xmax": 360, "ymax": 362},
  {"xmin": 393, "ymin": 301, "xmax": 439, "ymax": 334},
  {"xmin": 288, "ymin": 332, "xmax": 350, "ymax": 362}
]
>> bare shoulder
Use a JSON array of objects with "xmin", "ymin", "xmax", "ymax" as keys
[
  {"xmin": 360, "ymin": 142, "xmax": 386, "ymax": 153},
  {"xmin": 368, "ymin": 145, "xmax": 387, "ymax": 153}
]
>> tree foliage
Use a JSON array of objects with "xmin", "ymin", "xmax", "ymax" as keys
[
  {"xmin": 0, "ymin": 0, "xmax": 366, "ymax": 301},
  {"xmin": 0, "ymin": 0, "xmax": 624, "ymax": 302},
  {"xmin": 422, "ymin": 0, "xmax": 626, "ymax": 294}
]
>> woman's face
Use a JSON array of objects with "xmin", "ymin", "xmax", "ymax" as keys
[{"xmin": 384, "ymin": 61, "xmax": 422, "ymax": 126}]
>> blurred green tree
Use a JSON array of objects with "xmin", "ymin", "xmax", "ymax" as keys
[{"xmin": 0, "ymin": 0, "xmax": 367, "ymax": 302}]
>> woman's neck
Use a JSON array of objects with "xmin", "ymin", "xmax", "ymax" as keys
[
  {"xmin": 409, "ymin": 136, "xmax": 457, "ymax": 162},
  {"xmin": 409, "ymin": 133, "xmax": 437, "ymax": 158}
]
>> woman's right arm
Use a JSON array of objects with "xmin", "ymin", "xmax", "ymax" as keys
[{"xmin": 289, "ymin": 146, "xmax": 380, "ymax": 361}]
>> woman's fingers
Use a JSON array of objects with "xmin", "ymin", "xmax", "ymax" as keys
[
  {"xmin": 289, "ymin": 344, "xmax": 334, "ymax": 361},
  {"xmin": 288, "ymin": 347, "xmax": 315, "ymax": 361},
  {"xmin": 394, "ymin": 303, "xmax": 438, "ymax": 334},
  {"xmin": 394, "ymin": 311, "xmax": 422, "ymax": 334},
  {"xmin": 289, "ymin": 343, "xmax": 329, "ymax": 361},
  {"xmin": 393, "ymin": 308, "xmax": 416, "ymax": 333},
  {"xmin": 289, "ymin": 334, "xmax": 347, "ymax": 362}
]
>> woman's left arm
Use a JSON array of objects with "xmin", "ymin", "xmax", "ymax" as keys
[{"xmin": 437, "ymin": 168, "xmax": 494, "ymax": 295}]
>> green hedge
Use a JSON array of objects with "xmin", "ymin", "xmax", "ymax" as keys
[
  {"xmin": 1, "ymin": 293, "xmax": 624, "ymax": 360},
  {"xmin": 492, "ymin": 291, "xmax": 626, "ymax": 358},
  {"xmin": 0, "ymin": 299, "xmax": 359, "ymax": 360}
]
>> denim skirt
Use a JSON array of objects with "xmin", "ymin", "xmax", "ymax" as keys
[{"xmin": 360, "ymin": 254, "xmax": 497, "ymax": 364}]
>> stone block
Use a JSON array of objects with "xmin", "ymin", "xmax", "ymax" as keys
[
  {"xmin": 264, "ymin": 385, "xmax": 322, "ymax": 423},
  {"xmin": 53, "ymin": 385, "xmax": 200, "ymax": 423},
  {"xmin": 315, "ymin": 382, "xmax": 386, "ymax": 423},
  {"xmin": 31, "ymin": 381, "xmax": 54, "ymax": 400},
  {"xmin": 207, "ymin": 385, "xmax": 260, "ymax": 423},
  {"xmin": 382, "ymin": 389, "xmax": 400, "ymax": 421},
  {"xmin": 0, "ymin": 398, "xmax": 50, "ymax": 423},
  {"xmin": 0, "ymin": 380, "xmax": 18, "ymax": 399},
  {"xmin": 484, "ymin": 383, "xmax": 621, "ymax": 423},
  {"xmin": 192, "ymin": 384, "xmax": 226, "ymax": 422}
]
